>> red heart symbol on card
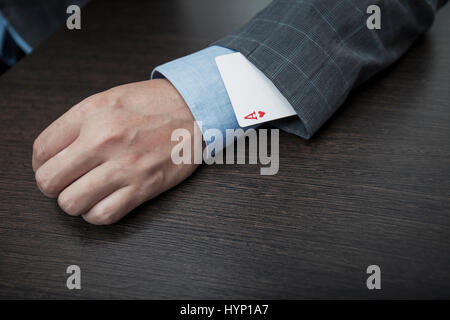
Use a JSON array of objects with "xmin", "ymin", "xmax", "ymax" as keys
[{"xmin": 258, "ymin": 111, "xmax": 265, "ymax": 118}]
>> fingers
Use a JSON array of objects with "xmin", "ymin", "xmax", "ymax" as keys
[
  {"xmin": 35, "ymin": 137, "xmax": 103, "ymax": 197},
  {"xmin": 32, "ymin": 104, "xmax": 84, "ymax": 172},
  {"xmin": 57, "ymin": 161, "xmax": 127, "ymax": 216},
  {"xmin": 81, "ymin": 186, "xmax": 141, "ymax": 225}
]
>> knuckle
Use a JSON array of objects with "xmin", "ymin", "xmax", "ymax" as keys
[
  {"xmin": 57, "ymin": 194, "xmax": 80, "ymax": 216},
  {"xmin": 153, "ymin": 170, "xmax": 165, "ymax": 187},
  {"xmin": 137, "ymin": 171, "xmax": 165, "ymax": 201},
  {"xmin": 92, "ymin": 128, "xmax": 125, "ymax": 150},
  {"xmin": 82, "ymin": 92, "xmax": 111, "ymax": 110},
  {"xmin": 32, "ymin": 138, "xmax": 47, "ymax": 162},
  {"xmin": 114, "ymin": 154, "xmax": 140, "ymax": 175},
  {"xmin": 83, "ymin": 208, "xmax": 115, "ymax": 225},
  {"xmin": 122, "ymin": 152, "xmax": 142, "ymax": 167},
  {"xmin": 35, "ymin": 170, "xmax": 56, "ymax": 197}
]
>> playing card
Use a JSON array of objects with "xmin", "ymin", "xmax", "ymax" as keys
[{"xmin": 215, "ymin": 52, "xmax": 296, "ymax": 128}]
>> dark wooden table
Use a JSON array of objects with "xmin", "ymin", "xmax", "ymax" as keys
[{"xmin": 0, "ymin": 0, "xmax": 449, "ymax": 299}]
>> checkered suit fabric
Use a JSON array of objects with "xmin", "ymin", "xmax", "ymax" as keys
[{"xmin": 215, "ymin": 0, "xmax": 447, "ymax": 138}]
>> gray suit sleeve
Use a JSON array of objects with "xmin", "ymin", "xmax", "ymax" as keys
[{"xmin": 214, "ymin": 0, "xmax": 448, "ymax": 139}]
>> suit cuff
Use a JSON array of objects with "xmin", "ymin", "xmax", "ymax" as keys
[{"xmin": 151, "ymin": 46, "xmax": 241, "ymax": 157}]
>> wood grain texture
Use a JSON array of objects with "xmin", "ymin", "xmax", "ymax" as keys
[{"xmin": 0, "ymin": 0, "xmax": 449, "ymax": 299}]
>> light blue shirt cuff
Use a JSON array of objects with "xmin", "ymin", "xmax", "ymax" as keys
[{"xmin": 151, "ymin": 45, "xmax": 241, "ymax": 156}]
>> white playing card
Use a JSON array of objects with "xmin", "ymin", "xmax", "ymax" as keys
[{"xmin": 215, "ymin": 52, "xmax": 296, "ymax": 128}]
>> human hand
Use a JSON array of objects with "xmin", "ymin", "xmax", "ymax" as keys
[{"xmin": 32, "ymin": 79, "xmax": 199, "ymax": 225}]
